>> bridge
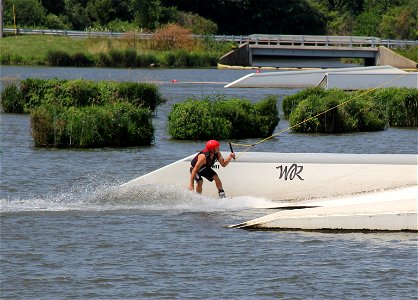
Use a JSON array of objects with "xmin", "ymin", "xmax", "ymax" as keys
[{"xmin": 219, "ymin": 34, "xmax": 417, "ymax": 69}]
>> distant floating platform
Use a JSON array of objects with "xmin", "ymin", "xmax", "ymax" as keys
[{"xmin": 224, "ymin": 65, "xmax": 417, "ymax": 90}]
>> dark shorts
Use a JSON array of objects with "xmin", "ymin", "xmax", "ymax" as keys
[{"xmin": 190, "ymin": 167, "xmax": 217, "ymax": 182}]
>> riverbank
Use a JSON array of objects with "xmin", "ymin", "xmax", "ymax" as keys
[
  {"xmin": 1, "ymin": 35, "xmax": 416, "ymax": 68},
  {"xmin": 0, "ymin": 35, "xmax": 229, "ymax": 68}
]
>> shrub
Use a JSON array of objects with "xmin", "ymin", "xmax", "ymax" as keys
[
  {"xmin": 31, "ymin": 104, "xmax": 58, "ymax": 147},
  {"xmin": 176, "ymin": 11, "xmax": 218, "ymax": 35},
  {"xmin": 151, "ymin": 24, "xmax": 196, "ymax": 51},
  {"xmin": 116, "ymin": 82, "xmax": 165, "ymax": 110},
  {"xmin": 0, "ymin": 82, "xmax": 23, "ymax": 113},
  {"xmin": 254, "ymin": 95, "xmax": 281, "ymax": 136},
  {"xmin": 16, "ymin": 78, "xmax": 164, "ymax": 112},
  {"xmin": 0, "ymin": 53, "xmax": 11, "ymax": 65},
  {"xmin": 96, "ymin": 52, "xmax": 112, "ymax": 67},
  {"xmin": 136, "ymin": 53, "xmax": 157, "ymax": 67},
  {"xmin": 168, "ymin": 99, "xmax": 232, "ymax": 139},
  {"xmin": 72, "ymin": 52, "xmax": 95, "ymax": 67},
  {"xmin": 109, "ymin": 49, "xmax": 125, "ymax": 67},
  {"xmin": 46, "ymin": 50, "xmax": 72, "ymax": 66},
  {"xmin": 167, "ymin": 95, "xmax": 279, "ymax": 139},
  {"xmin": 20, "ymin": 78, "xmax": 67, "ymax": 112},
  {"xmin": 162, "ymin": 50, "xmax": 189, "ymax": 67},
  {"xmin": 288, "ymin": 88, "xmax": 388, "ymax": 133},
  {"xmin": 123, "ymin": 48, "xmax": 138, "ymax": 68},
  {"xmin": 31, "ymin": 102, "xmax": 154, "ymax": 148},
  {"xmin": 370, "ymin": 88, "xmax": 418, "ymax": 127},
  {"xmin": 282, "ymin": 87, "xmax": 328, "ymax": 118}
]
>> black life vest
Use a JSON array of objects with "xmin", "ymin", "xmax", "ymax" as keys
[{"xmin": 191, "ymin": 150, "xmax": 217, "ymax": 170}]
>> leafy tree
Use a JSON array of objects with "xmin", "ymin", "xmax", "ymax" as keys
[
  {"xmin": 131, "ymin": 0, "xmax": 161, "ymax": 30},
  {"xmin": 3, "ymin": 0, "xmax": 46, "ymax": 27},
  {"xmin": 44, "ymin": 14, "xmax": 71, "ymax": 30},
  {"xmin": 63, "ymin": 0, "xmax": 92, "ymax": 30},
  {"xmin": 41, "ymin": 0, "xmax": 66, "ymax": 16},
  {"xmin": 176, "ymin": 11, "xmax": 217, "ymax": 34},
  {"xmin": 326, "ymin": 0, "xmax": 364, "ymax": 15},
  {"xmin": 353, "ymin": 9, "xmax": 381, "ymax": 36},
  {"xmin": 380, "ymin": 2, "xmax": 418, "ymax": 39},
  {"xmin": 88, "ymin": 0, "xmax": 115, "ymax": 26},
  {"xmin": 161, "ymin": 0, "xmax": 327, "ymax": 34}
]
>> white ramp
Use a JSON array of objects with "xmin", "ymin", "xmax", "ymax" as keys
[
  {"xmin": 224, "ymin": 66, "xmax": 403, "ymax": 88},
  {"xmin": 229, "ymin": 186, "xmax": 418, "ymax": 231}
]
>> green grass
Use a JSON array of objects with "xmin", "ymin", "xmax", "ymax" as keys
[
  {"xmin": 0, "ymin": 34, "xmax": 228, "ymax": 67},
  {"xmin": 394, "ymin": 46, "xmax": 418, "ymax": 65},
  {"xmin": 1, "ymin": 35, "xmax": 88, "ymax": 64}
]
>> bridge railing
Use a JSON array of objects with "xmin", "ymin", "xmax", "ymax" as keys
[
  {"xmin": 3, "ymin": 28, "xmax": 417, "ymax": 48},
  {"xmin": 248, "ymin": 34, "xmax": 383, "ymax": 47}
]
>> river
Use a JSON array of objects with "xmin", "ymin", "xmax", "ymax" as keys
[{"xmin": 1, "ymin": 66, "xmax": 417, "ymax": 299}]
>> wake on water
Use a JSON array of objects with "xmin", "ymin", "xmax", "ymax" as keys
[{"xmin": 0, "ymin": 182, "xmax": 279, "ymax": 214}]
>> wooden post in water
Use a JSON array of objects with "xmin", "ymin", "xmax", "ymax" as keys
[{"xmin": 0, "ymin": 0, "xmax": 3, "ymax": 38}]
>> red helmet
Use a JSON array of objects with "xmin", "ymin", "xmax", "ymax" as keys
[{"xmin": 206, "ymin": 140, "xmax": 220, "ymax": 151}]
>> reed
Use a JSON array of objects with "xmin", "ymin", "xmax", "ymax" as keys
[
  {"xmin": 1, "ymin": 78, "xmax": 165, "ymax": 113},
  {"xmin": 369, "ymin": 88, "xmax": 418, "ymax": 127},
  {"xmin": 284, "ymin": 87, "xmax": 417, "ymax": 133},
  {"xmin": 31, "ymin": 102, "xmax": 154, "ymax": 148},
  {"xmin": 167, "ymin": 95, "xmax": 279, "ymax": 139},
  {"xmin": 0, "ymin": 81, "xmax": 23, "ymax": 113},
  {"xmin": 282, "ymin": 87, "xmax": 327, "ymax": 118}
]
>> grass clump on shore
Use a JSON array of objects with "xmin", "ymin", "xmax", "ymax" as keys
[
  {"xmin": 0, "ymin": 27, "xmax": 228, "ymax": 68},
  {"xmin": 283, "ymin": 87, "xmax": 418, "ymax": 133},
  {"xmin": 167, "ymin": 95, "xmax": 279, "ymax": 139}
]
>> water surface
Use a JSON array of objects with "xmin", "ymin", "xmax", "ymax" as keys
[{"xmin": 1, "ymin": 66, "xmax": 417, "ymax": 299}]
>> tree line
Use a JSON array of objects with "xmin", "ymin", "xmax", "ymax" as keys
[{"xmin": 2, "ymin": 0, "xmax": 417, "ymax": 39}]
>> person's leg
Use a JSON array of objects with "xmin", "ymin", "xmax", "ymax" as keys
[
  {"xmin": 196, "ymin": 179, "xmax": 203, "ymax": 193},
  {"xmin": 212, "ymin": 175, "xmax": 223, "ymax": 191},
  {"xmin": 212, "ymin": 175, "xmax": 226, "ymax": 198}
]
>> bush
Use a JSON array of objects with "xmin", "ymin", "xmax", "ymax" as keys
[
  {"xmin": 282, "ymin": 87, "xmax": 328, "ymax": 118},
  {"xmin": 46, "ymin": 50, "xmax": 72, "ymax": 66},
  {"xmin": 167, "ymin": 95, "xmax": 279, "ymax": 139},
  {"xmin": 31, "ymin": 102, "xmax": 154, "ymax": 148},
  {"xmin": 12, "ymin": 78, "xmax": 164, "ymax": 113},
  {"xmin": 151, "ymin": 24, "xmax": 196, "ymax": 51},
  {"xmin": 20, "ymin": 78, "xmax": 67, "ymax": 112},
  {"xmin": 0, "ymin": 82, "xmax": 23, "ymax": 113},
  {"xmin": 109, "ymin": 49, "xmax": 125, "ymax": 67},
  {"xmin": 96, "ymin": 52, "xmax": 112, "ymax": 67},
  {"xmin": 136, "ymin": 53, "xmax": 157, "ymax": 67},
  {"xmin": 287, "ymin": 88, "xmax": 390, "ymax": 133},
  {"xmin": 370, "ymin": 88, "xmax": 418, "ymax": 127},
  {"xmin": 389, "ymin": 89, "xmax": 418, "ymax": 127},
  {"xmin": 72, "ymin": 52, "xmax": 95, "ymax": 67},
  {"xmin": 168, "ymin": 99, "xmax": 232, "ymax": 139},
  {"xmin": 123, "ymin": 48, "xmax": 138, "ymax": 68},
  {"xmin": 116, "ymin": 82, "xmax": 164, "ymax": 111}
]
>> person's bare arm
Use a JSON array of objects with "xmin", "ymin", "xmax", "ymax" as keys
[{"xmin": 217, "ymin": 152, "xmax": 235, "ymax": 167}]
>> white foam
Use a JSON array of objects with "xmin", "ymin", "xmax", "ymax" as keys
[{"xmin": 0, "ymin": 184, "xmax": 279, "ymax": 213}]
